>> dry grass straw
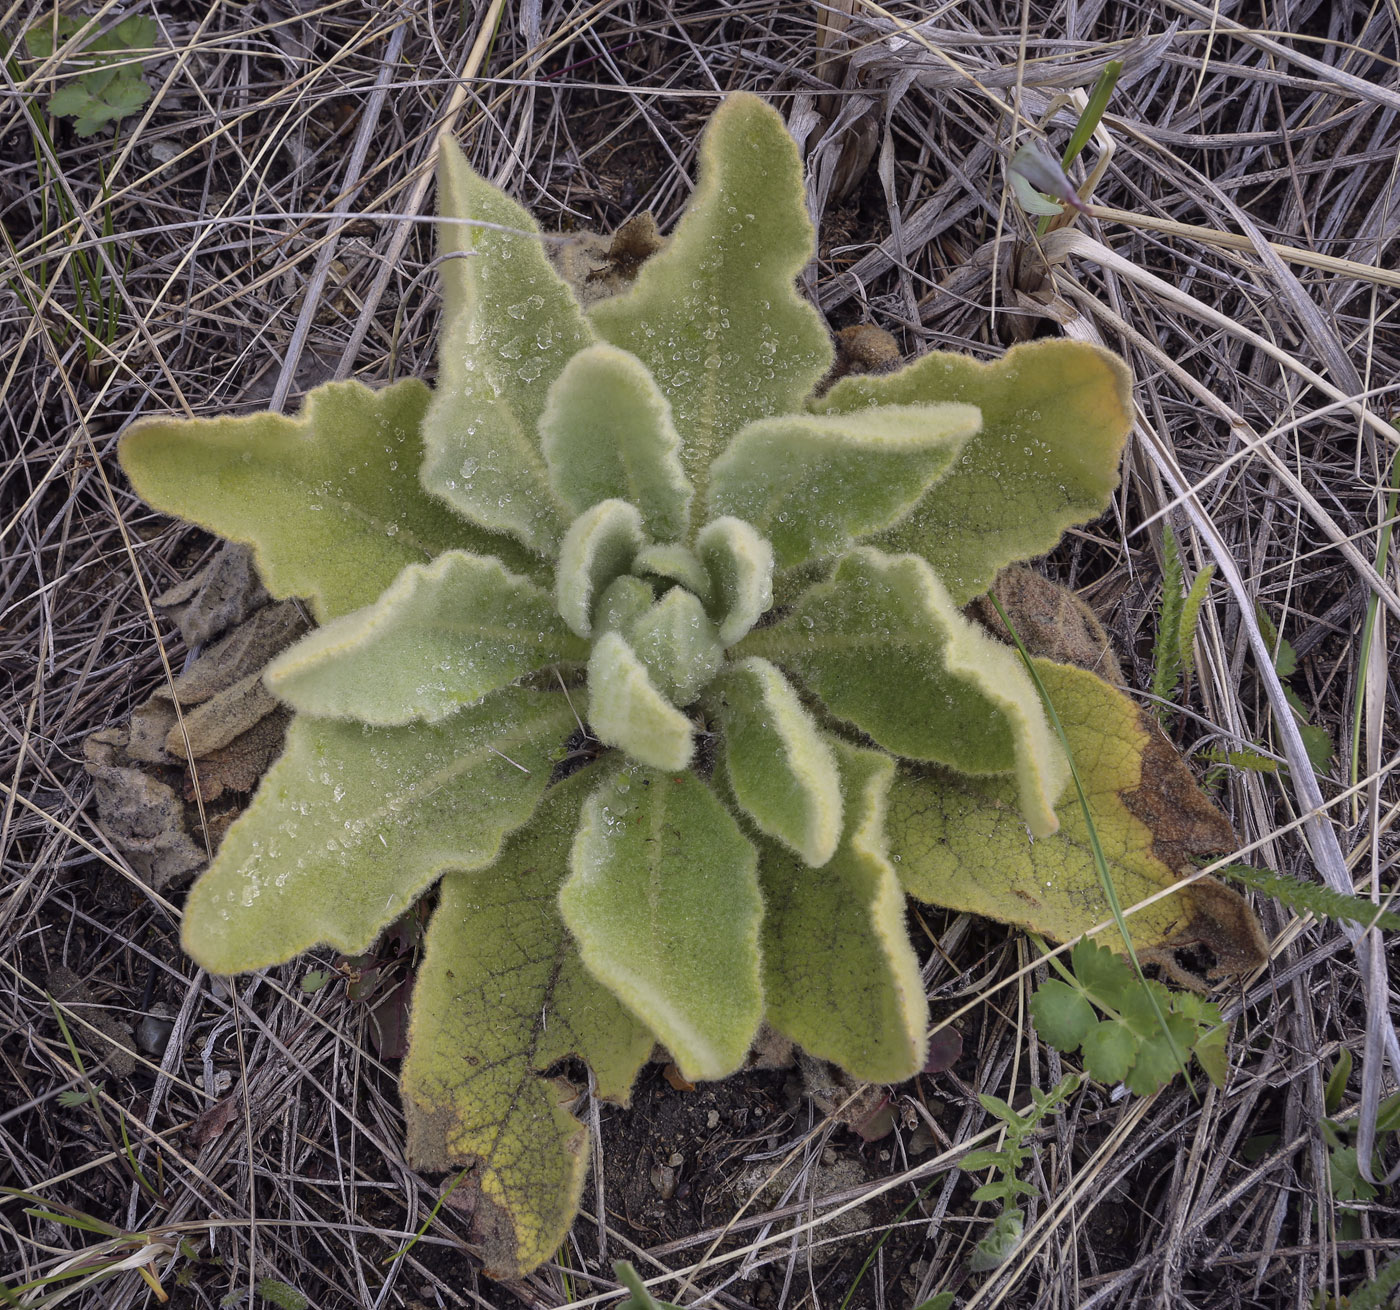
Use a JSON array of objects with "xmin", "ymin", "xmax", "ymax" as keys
[{"xmin": 2, "ymin": 1, "xmax": 1397, "ymax": 1306}]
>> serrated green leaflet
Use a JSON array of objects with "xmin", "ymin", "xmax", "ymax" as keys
[
  {"xmin": 589, "ymin": 94, "xmax": 833, "ymax": 494},
  {"xmin": 421, "ymin": 137, "xmax": 590, "ymax": 554},
  {"xmin": 714, "ymin": 657, "xmax": 842, "ymax": 866},
  {"xmin": 266, "ymin": 552, "xmax": 586, "ymax": 725},
  {"xmin": 706, "ymin": 404, "xmax": 980, "ymax": 569},
  {"xmin": 555, "ymin": 499, "xmax": 646, "ymax": 638},
  {"xmin": 402, "ymin": 769, "xmax": 653, "ymax": 1279},
  {"xmin": 759, "ymin": 741, "xmax": 928, "ymax": 1081},
  {"xmin": 886, "ymin": 660, "xmax": 1261, "ymax": 962},
  {"xmin": 587, "ymin": 632, "xmax": 695, "ymax": 771},
  {"xmin": 181, "ymin": 689, "xmax": 577, "ymax": 973},
  {"xmin": 1028, "ymin": 980, "xmax": 1096, "ymax": 1050},
  {"xmin": 562, "ymin": 766, "xmax": 762, "ymax": 1080},
  {"xmin": 816, "ymin": 339, "xmax": 1131, "ymax": 604},
  {"xmin": 696, "ymin": 516, "xmax": 773, "ymax": 645},
  {"xmin": 744, "ymin": 548, "xmax": 1067, "ymax": 834},
  {"xmin": 626, "ymin": 588, "xmax": 724, "ymax": 704},
  {"xmin": 540, "ymin": 344, "xmax": 693, "ymax": 541},
  {"xmin": 120, "ymin": 379, "xmax": 513, "ymax": 621}
]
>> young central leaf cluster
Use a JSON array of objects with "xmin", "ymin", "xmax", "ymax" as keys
[{"xmin": 119, "ymin": 92, "xmax": 1143, "ymax": 1279}]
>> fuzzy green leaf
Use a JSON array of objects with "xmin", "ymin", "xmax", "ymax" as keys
[
  {"xmin": 587, "ymin": 633, "xmax": 695, "ymax": 771},
  {"xmin": 555, "ymin": 499, "xmax": 646, "ymax": 638},
  {"xmin": 696, "ymin": 516, "xmax": 774, "ymax": 646},
  {"xmin": 633, "ymin": 543, "xmax": 712, "ymax": 602},
  {"xmin": 539, "ymin": 344, "xmax": 693, "ymax": 541},
  {"xmin": 402, "ymin": 768, "xmax": 653, "ymax": 1279},
  {"xmin": 1216, "ymin": 864, "xmax": 1400, "ymax": 932},
  {"xmin": 1028, "ymin": 980, "xmax": 1096, "ymax": 1051},
  {"xmin": 595, "ymin": 575, "xmax": 657, "ymax": 637},
  {"xmin": 715, "ymin": 658, "xmax": 843, "ymax": 866},
  {"xmin": 1177, "ymin": 562, "xmax": 1215, "ymax": 689},
  {"xmin": 759, "ymin": 740, "xmax": 928, "ymax": 1081},
  {"xmin": 265, "ymin": 552, "xmax": 586, "ymax": 724},
  {"xmin": 421, "ymin": 137, "xmax": 590, "ymax": 554},
  {"xmin": 625, "ymin": 588, "xmax": 724, "ymax": 705},
  {"xmin": 589, "ymin": 94, "xmax": 833, "ymax": 492},
  {"xmin": 562, "ymin": 766, "xmax": 763, "ymax": 1080},
  {"xmin": 1152, "ymin": 524, "xmax": 1186, "ymax": 705},
  {"xmin": 744, "ymin": 548, "xmax": 1067, "ymax": 835},
  {"xmin": 706, "ymin": 404, "xmax": 980, "ymax": 569},
  {"xmin": 120, "ymin": 380, "xmax": 517, "ymax": 621},
  {"xmin": 815, "ymin": 339, "xmax": 1132, "ymax": 604},
  {"xmin": 181, "ymin": 689, "xmax": 577, "ymax": 973}
]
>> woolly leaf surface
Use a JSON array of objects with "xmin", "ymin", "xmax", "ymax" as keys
[
  {"xmin": 402, "ymin": 768, "xmax": 653, "ymax": 1279},
  {"xmin": 266, "ymin": 552, "xmax": 586, "ymax": 724},
  {"xmin": 421, "ymin": 137, "xmax": 590, "ymax": 553},
  {"xmin": 744, "ymin": 548, "xmax": 1067, "ymax": 835},
  {"xmin": 120, "ymin": 379, "xmax": 515, "ymax": 621},
  {"xmin": 815, "ymin": 340, "xmax": 1131, "ymax": 603},
  {"xmin": 540, "ymin": 344, "xmax": 693, "ymax": 541},
  {"xmin": 887, "ymin": 660, "xmax": 1267, "ymax": 967},
  {"xmin": 595, "ymin": 575, "xmax": 657, "ymax": 637},
  {"xmin": 760, "ymin": 741, "xmax": 928, "ymax": 1082},
  {"xmin": 715, "ymin": 657, "xmax": 842, "ymax": 867},
  {"xmin": 555, "ymin": 499, "xmax": 645, "ymax": 638},
  {"xmin": 706, "ymin": 403, "xmax": 980, "ymax": 569},
  {"xmin": 181, "ymin": 689, "xmax": 576, "ymax": 972},
  {"xmin": 696, "ymin": 516, "xmax": 773, "ymax": 646},
  {"xmin": 589, "ymin": 94, "xmax": 832, "ymax": 493},
  {"xmin": 587, "ymin": 633, "xmax": 694, "ymax": 771},
  {"xmin": 625, "ymin": 588, "xmax": 724, "ymax": 705},
  {"xmin": 633, "ymin": 543, "xmax": 711, "ymax": 602},
  {"xmin": 562, "ymin": 766, "xmax": 762, "ymax": 1080}
]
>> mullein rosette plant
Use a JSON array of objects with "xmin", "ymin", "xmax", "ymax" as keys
[{"xmin": 121, "ymin": 95, "xmax": 1260, "ymax": 1276}]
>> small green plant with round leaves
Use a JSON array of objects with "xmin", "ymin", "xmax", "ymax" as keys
[{"xmin": 120, "ymin": 94, "xmax": 1260, "ymax": 1277}]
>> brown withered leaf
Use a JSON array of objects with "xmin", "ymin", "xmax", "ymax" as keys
[
  {"xmin": 85, "ymin": 567, "xmax": 309, "ymax": 887},
  {"xmin": 154, "ymin": 542, "xmax": 269, "ymax": 647},
  {"xmin": 969, "ymin": 563, "xmax": 1126, "ymax": 686}
]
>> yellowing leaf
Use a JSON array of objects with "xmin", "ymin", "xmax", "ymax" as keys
[
  {"xmin": 120, "ymin": 379, "xmax": 517, "ymax": 622},
  {"xmin": 182, "ymin": 689, "xmax": 577, "ymax": 973},
  {"xmin": 590, "ymin": 94, "xmax": 833, "ymax": 490},
  {"xmin": 402, "ymin": 768, "xmax": 653, "ymax": 1278},
  {"xmin": 706, "ymin": 404, "xmax": 980, "ymax": 569},
  {"xmin": 887, "ymin": 660, "xmax": 1267, "ymax": 974},
  {"xmin": 562, "ymin": 766, "xmax": 763, "ymax": 1080},
  {"xmin": 816, "ymin": 340, "xmax": 1132, "ymax": 604},
  {"xmin": 744, "ymin": 548, "xmax": 1067, "ymax": 835},
  {"xmin": 760, "ymin": 741, "xmax": 928, "ymax": 1082},
  {"xmin": 540, "ymin": 344, "xmax": 694, "ymax": 541},
  {"xmin": 421, "ymin": 137, "xmax": 589, "ymax": 554},
  {"xmin": 266, "ymin": 552, "xmax": 586, "ymax": 724}
]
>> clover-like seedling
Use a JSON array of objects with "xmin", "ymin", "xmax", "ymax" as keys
[
  {"xmin": 120, "ymin": 94, "xmax": 1259, "ymax": 1277},
  {"xmin": 24, "ymin": 15, "xmax": 157, "ymax": 137}
]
